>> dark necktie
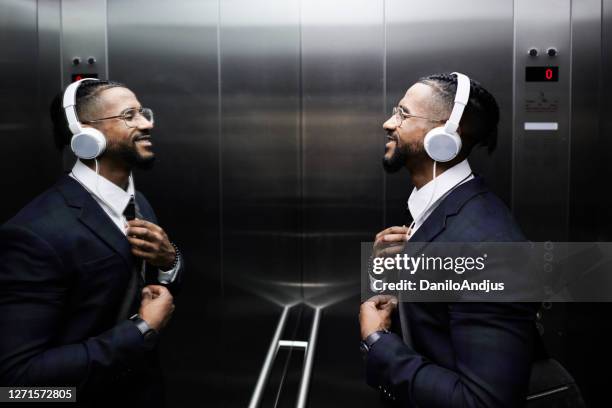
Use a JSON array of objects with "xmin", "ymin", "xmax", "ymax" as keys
[
  {"xmin": 116, "ymin": 195, "xmax": 144, "ymax": 322},
  {"xmin": 124, "ymin": 196, "xmax": 136, "ymax": 221}
]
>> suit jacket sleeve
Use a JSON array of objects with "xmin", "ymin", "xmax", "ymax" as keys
[
  {"xmin": 366, "ymin": 302, "xmax": 538, "ymax": 407},
  {"xmin": 0, "ymin": 225, "xmax": 149, "ymax": 388}
]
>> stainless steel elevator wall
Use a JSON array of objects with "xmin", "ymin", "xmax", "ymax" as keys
[
  {"xmin": 300, "ymin": 2, "xmax": 384, "ymax": 406},
  {"xmin": 0, "ymin": 0, "xmax": 611, "ymax": 406},
  {"xmin": 0, "ymin": 0, "xmax": 62, "ymax": 218},
  {"xmin": 301, "ymin": 0, "xmax": 384, "ymax": 306},
  {"xmin": 106, "ymin": 1, "xmax": 222, "ymax": 405},
  {"xmin": 219, "ymin": 1, "xmax": 302, "ymax": 405}
]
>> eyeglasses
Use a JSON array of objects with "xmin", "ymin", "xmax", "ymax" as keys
[
  {"xmin": 391, "ymin": 106, "xmax": 444, "ymax": 126},
  {"xmin": 82, "ymin": 107, "xmax": 154, "ymax": 129}
]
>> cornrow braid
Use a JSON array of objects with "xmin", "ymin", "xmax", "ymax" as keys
[
  {"xmin": 418, "ymin": 73, "xmax": 500, "ymax": 154},
  {"xmin": 50, "ymin": 80, "xmax": 126, "ymax": 150},
  {"xmin": 75, "ymin": 80, "xmax": 126, "ymax": 122}
]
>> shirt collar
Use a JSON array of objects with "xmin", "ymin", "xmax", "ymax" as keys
[
  {"xmin": 71, "ymin": 159, "xmax": 135, "ymax": 217},
  {"xmin": 407, "ymin": 159, "xmax": 472, "ymax": 221}
]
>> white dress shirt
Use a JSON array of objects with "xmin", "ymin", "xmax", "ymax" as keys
[
  {"xmin": 69, "ymin": 159, "xmax": 179, "ymax": 283},
  {"xmin": 407, "ymin": 159, "xmax": 474, "ymax": 238}
]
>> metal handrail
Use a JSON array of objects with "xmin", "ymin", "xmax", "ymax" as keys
[
  {"xmin": 248, "ymin": 304, "xmax": 323, "ymax": 408},
  {"xmin": 296, "ymin": 307, "xmax": 321, "ymax": 408},
  {"xmin": 248, "ymin": 305, "xmax": 291, "ymax": 408}
]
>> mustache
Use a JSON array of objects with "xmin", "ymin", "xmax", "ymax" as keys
[
  {"xmin": 386, "ymin": 132, "xmax": 399, "ymax": 142},
  {"xmin": 133, "ymin": 132, "xmax": 152, "ymax": 142}
]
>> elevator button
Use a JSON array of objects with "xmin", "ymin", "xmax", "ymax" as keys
[
  {"xmin": 528, "ymin": 48, "xmax": 538, "ymax": 57},
  {"xmin": 547, "ymin": 47, "xmax": 558, "ymax": 57}
]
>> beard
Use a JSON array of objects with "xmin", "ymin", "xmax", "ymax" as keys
[
  {"xmin": 107, "ymin": 137, "xmax": 156, "ymax": 170},
  {"xmin": 382, "ymin": 141, "xmax": 408, "ymax": 173},
  {"xmin": 382, "ymin": 136, "xmax": 429, "ymax": 173}
]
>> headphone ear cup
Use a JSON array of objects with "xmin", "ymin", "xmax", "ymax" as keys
[
  {"xmin": 424, "ymin": 127, "xmax": 462, "ymax": 162},
  {"xmin": 71, "ymin": 128, "xmax": 106, "ymax": 160}
]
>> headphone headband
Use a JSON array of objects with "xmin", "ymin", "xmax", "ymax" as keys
[
  {"xmin": 443, "ymin": 72, "xmax": 470, "ymax": 135},
  {"xmin": 423, "ymin": 72, "xmax": 470, "ymax": 163},
  {"xmin": 62, "ymin": 78, "xmax": 100, "ymax": 135}
]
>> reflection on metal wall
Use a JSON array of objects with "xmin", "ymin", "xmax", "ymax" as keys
[
  {"xmin": 571, "ymin": 0, "xmax": 604, "ymax": 241},
  {"xmin": 0, "ymin": 0, "xmax": 62, "ymax": 221},
  {"xmin": 220, "ymin": 0, "xmax": 302, "ymax": 405},
  {"xmin": 0, "ymin": 0, "xmax": 610, "ymax": 406},
  {"xmin": 107, "ymin": 1, "xmax": 222, "ymax": 406},
  {"xmin": 301, "ymin": 2, "xmax": 384, "ymax": 406}
]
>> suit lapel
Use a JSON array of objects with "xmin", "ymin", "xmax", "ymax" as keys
[
  {"xmin": 79, "ymin": 198, "xmax": 133, "ymax": 268},
  {"xmin": 399, "ymin": 177, "xmax": 489, "ymax": 348},
  {"xmin": 408, "ymin": 176, "xmax": 489, "ymax": 246},
  {"xmin": 56, "ymin": 174, "xmax": 133, "ymax": 269}
]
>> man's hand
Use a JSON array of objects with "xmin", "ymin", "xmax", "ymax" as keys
[
  {"xmin": 359, "ymin": 295, "xmax": 398, "ymax": 340},
  {"xmin": 138, "ymin": 285, "xmax": 175, "ymax": 331},
  {"xmin": 373, "ymin": 226, "xmax": 410, "ymax": 258},
  {"xmin": 126, "ymin": 219, "xmax": 176, "ymax": 269}
]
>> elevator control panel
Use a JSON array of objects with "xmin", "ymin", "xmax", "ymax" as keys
[{"xmin": 513, "ymin": 0, "xmax": 570, "ymax": 241}]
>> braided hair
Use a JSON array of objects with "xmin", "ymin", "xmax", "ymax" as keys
[
  {"xmin": 50, "ymin": 80, "xmax": 125, "ymax": 149},
  {"xmin": 74, "ymin": 80, "xmax": 126, "ymax": 122},
  {"xmin": 418, "ymin": 73, "xmax": 499, "ymax": 154}
]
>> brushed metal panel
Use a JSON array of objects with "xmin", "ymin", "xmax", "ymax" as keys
[
  {"xmin": 300, "ymin": 1, "xmax": 384, "ymax": 406},
  {"xmin": 0, "ymin": 0, "xmax": 62, "ymax": 223},
  {"xmin": 38, "ymin": 0, "xmax": 68, "ymax": 171},
  {"xmin": 385, "ymin": 0, "xmax": 514, "ymax": 226},
  {"xmin": 564, "ymin": 2, "xmax": 611, "ymax": 407},
  {"xmin": 107, "ymin": 1, "xmax": 221, "ymax": 406},
  {"xmin": 513, "ymin": 0, "xmax": 571, "ymax": 241},
  {"xmin": 220, "ymin": 1, "xmax": 301, "ymax": 406},
  {"xmin": 60, "ymin": 0, "xmax": 108, "ymax": 83},
  {"xmin": 603, "ymin": 0, "xmax": 612, "ymax": 240},
  {"xmin": 569, "ymin": 0, "xmax": 602, "ymax": 241},
  {"xmin": 301, "ymin": 0, "xmax": 384, "ymax": 305}
]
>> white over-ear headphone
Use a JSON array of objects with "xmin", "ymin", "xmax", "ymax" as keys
[
  {"xmin": 423, "ymin": 72, "xmax": 470, "ymax": 162},
  {"xmin": 62, "ymin": 78, "xmax": 107, "ymax": 160}
]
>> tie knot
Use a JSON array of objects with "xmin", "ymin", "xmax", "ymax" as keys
[{"xmin": 124, "ymin": 196, "xmax": 136, "ymax": 221}]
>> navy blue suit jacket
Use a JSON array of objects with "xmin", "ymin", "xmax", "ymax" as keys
[
  {"xmin": 366, "ymin": 177, "xmax": 539, "ymax": 408},
  {"xmin": 0, "ymin": 174, "xmax": 183, "ymax": 406}
]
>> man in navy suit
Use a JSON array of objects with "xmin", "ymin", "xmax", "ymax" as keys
[
  {"xmin": 359, "ymin": 73, "xmax": 539, "ymax": 407},
  {"xmin": 0, "ymin": 80, "xmax": 183, "ymax": 407}
]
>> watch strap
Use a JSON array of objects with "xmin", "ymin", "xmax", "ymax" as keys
[
  {"xmin": 361, "ymin": 329, "xmax": 390, "ymax": 354},
  {"xmin": 129, "ymin": 313, "xmax": 152, "ymax": 335},
  {"xmin": 129, "ymin": 314, "xmax": 159, "ymax": 350}
]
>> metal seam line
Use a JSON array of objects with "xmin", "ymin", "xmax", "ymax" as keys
[
  {"xmin": 566, "ymin": 0, "xmax": 573, "ymax": 241},
  {"xmin": 382, "ymin": 0, "xmax": 387, "ymax": 227},
  {"xmin": 217, "ymin": 0, "xmax": 224, "ymax": 298},
  {"xmin": 511, "ymin": 0, "xmax": 517, "ymax": 214}
]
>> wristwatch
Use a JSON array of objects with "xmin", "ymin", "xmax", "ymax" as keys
[
  {"xmin": 129, "ymin": 314, "xmax": 158, "ymax": 349},
  {"xmin": 360, "ymin": 329, "xmax": 390, "ymax": 354}
]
